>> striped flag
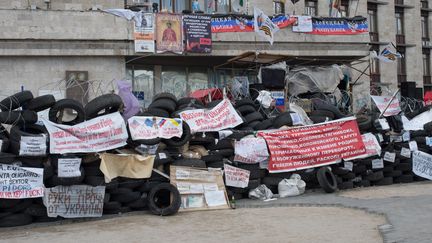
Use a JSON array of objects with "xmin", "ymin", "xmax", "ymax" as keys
[{"xmin": 253, "ymin": 7, "xmax": 279, "ymax": 45}]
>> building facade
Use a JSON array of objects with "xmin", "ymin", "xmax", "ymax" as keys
[{"xmin": 0, "ymin": 0, "xmax": 397, "ymax": 111}]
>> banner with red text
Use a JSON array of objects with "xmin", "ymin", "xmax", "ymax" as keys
[
  {"xmin": 128, "ymin": 116, "xmax": 183, "ymax": 140},
  {"xmin": 180, "ymin": 99, "xmax": 243, "ymax": 133},
  {"xmin": 43, "ymin": 112, "xmax": 128, "ymax": 154},
  {"xmin": 0, "ymin": 164, "xmax": 44, "ymax": 199},
  {"xmin": 224, "ymin": 164, "xmax": 250, "ymax": 188},
  {"xmin": 258, "ymin": 117, "xmax": 366, "ymax": 173},
  {"xmin": 371, "ymin": 95, "xmax": 402, "ymax": 116}
]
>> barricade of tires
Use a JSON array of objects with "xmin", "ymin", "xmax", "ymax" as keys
[{"xmin": 0, "ymin": 90, "xmax": 431, "ymax": 227}]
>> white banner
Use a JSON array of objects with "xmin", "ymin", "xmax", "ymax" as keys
[
  {"xmin": 234, "ymin": 137, "xmax": 269, "ymax": 164},
  {"xmin": 292, "ymin": 15, "xmax": 313, "ymax": 32},
  {"xmin": 0, "ymin": 164, "xmax": 44, "ymax": 199},
  {"xmin": 371, "ymin": 95, "xmax": 401, "ymax": 117},
  {"xmin": 58, "ymin": 158, "xmax": 82, "ymax": 178},
  {"xmin": 345, "ymin": 133, "xmax": 381, "ymax": 161},
  {"xmin": 412, "ymin": 151, "xmax": 432, "ymax": 180},
  {"xmin": 224, "ymin": 164, "xmax": 250, "ymax": 188},
  {"xmin": 180, "ymin": 99, "xmax": 243, "ymax": 133},
  {"xmin": 128, "ymin": 116, "xmax": 183, "ymax": 140},
  {"xmin": 43, "ymin": 112, "xmax": 128, "ymax": 154},
  {"xmin": 19, "ymin": 136, "xmax": 47, "ymax": 156},
  {"xmin": 43, "ymin": 185, "xmax": 105, "ymax": 218}
]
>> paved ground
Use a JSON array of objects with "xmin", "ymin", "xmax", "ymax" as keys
[{"xmin": 0, "ymin": 182, "xmax": 431, "ymax": 243}]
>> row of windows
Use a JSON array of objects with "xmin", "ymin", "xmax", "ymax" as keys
[{"xmin": 134, "ymin": 0, "xmax": 349, "ymax": 16}]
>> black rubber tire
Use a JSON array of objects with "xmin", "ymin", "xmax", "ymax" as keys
[
  {"xmin": 341, "ymin": 172, "xmax": 356, "ymax": 180},
  {"xmin": 201, "ymin": 154, "xmax": 224, "ymax": 163},
  {"xmin": 330, "ymin": 166, "xmax": 350, "ymax": 176},
  {"xmin": 255, "ymin": 119, "xmax": 273, "ymax": 130},
  {"xmin": 43, "ymin": 164, "xmax": 54, "ymax": 181},
  {"xmin": 317, "ymin": 167, "xmax": 337, "ymax": 193},
  {"xmin": 273, "ymin": 112, "xmax": 293, "ymax": 128},
  {"xmin": 424, "ymin": 121, "xmax": 432, "ymax": 132},
  {"xmin": 0, "ymin": 111, "xmax": 37, "ymax": 125},
  {"xmin": 246, "ymin": 179, "xmax": 261, "ymax": 190},
  {"xmin": 83, "ymin": 166, "xmax": 103, "ymax": 176},
  {"xmin": 248, "ymin": 120, "xmax": 261, "ymax": 129},
  {"xmin": 50, "ymin": 167, "xmax": 85, "ymax": 186},
  {"xmin": 118, "ymin": 179, "xmax": 145, "ymax": 189},
  {"xmin": 394, "ymin": 174, "xmax": 414, "ymax": 183},
  {"xmin": 410, "ymin": 130, "xmax": 428, "ymax": 138},
  {"xmin": 85, "ymin": 94, "xmax": 123, "ymax": 120},
  {"xmin": 354, "ymin": 179, "xmax": 371, "ymax": 188},
  {"xmin": 147, "ymin": 183, "xmax": 181, "ymax": 216},
  {"xmin": 262, "ymin": 176, "xmax": 283, "ymax": 186},
  {"xmin": 236, "ymin": 163, "xmax": 261, "ymax": 179},
  {"xmin": 24, "ymin": 204, "xmax": 47, "ymax": 217},
  {"xmin": 111, "ymin": 191, "xmax": 141, "ymax": 204},
  {"xmin": 26, "ymin": 94, "xmax": 56, "ymax": 112},
  {"xmin": 0, "ymin": 91, "xmax": 33, "ymax": 111},
  {"xmin": 0, "ymin": 199, "xmax": 22, "ymax": 209},
  {"xmin": 163, "ymin": 122, "xmax": 191, "ymax": 147},
  {"xmin": 237, "ymin": 105, "xmax": 256, "ymax": 116},
  {"xmin": 49, "ymin": 99, "xmax": 85, "ymax": 125},
  {"xmin": 153, "ymin": 92, "xmax": 177, "ymax": 103},
  {"xmin": 365, "ymin": 171, "xmax": 384, "ymax": 182},
  {"xmin": 137, "ymin": 181, "xmax": 162, "ymax": 193},
  {"xmin": 127, "ymin": 195, "xmax": 148, "ymax": 210},
  {"xmin": 352, "ymin": 165, "xmax": 367, "ymax": 174},
  {"xmin": 235, "ymin": 99, "xmax": 255, "ymax": 108},
  {"xmin": 84, "ymin": 176, "xmax": 105, "ymax": 186},
  {"xmin": 395, "ymin": 163, "xmax": 412, "ymax": 172},
  {"xmin": 206, "ymin": 100, "xmax": 222, "ymax": 108},
  {"xmin": 356, "ymin": 115, "xmax": 372, "ymax": 132},
  {"xmin": 311, "ymin": 98, "xmax": 345, "ymax": 119},
  {"xmin": 207, "ymin": 160, "xmax": 224, "ymax": 168},
  {"xmin": 310, "ymin": 110, "xmax": 335, "ymax": 119},
  {"xmin": 0, "ymin": 213, "xmax": 33, "ymax": 227},
  {"xmin": 148, "ymin": 99, "xmax": 177, "ymax": 114},
  {"xmin": 103, "ymin": 201, "xmax": 121, "ymax": 210},
  {"xmin": 310, "ymin": 115, "xmax": 330, "ymax": 124},
  {"xmin": 373, "ymin": 177, "xmax": 393, "ymax": 186},
  {"xmin": 210, "ymin": 149, "xmax": 234, "ymax": 157},
  {"xmin": 177, "ymin": 97, "xmax": 203, "ymax": 107},
  {"xmin": 19, "ymin": 156, "xmax": 45, "ymax": 168},
  {"xmin": 3, "ymin": 199, "xmax": 32, "ymax": 213},
  {"xmin": 147, "ymin": 108, "xmax": 170, "ymax": 118},
  {"xmin": 0, "ymin": 152, "xmax": 15, "ymax": 164},
  {"xmin": 172, "ymin": 159, "xmax": 206, "ymax": 168},
  {"xmin": 208, "ymin": 139, "xmax": 233, "ymax": 150},
  {"xmin": 338, "ymin": 181, "xmax": 354, "ymax": 190}
]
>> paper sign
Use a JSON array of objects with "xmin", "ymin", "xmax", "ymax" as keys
[
  {"xmin": 412, "ymin": 151, "xmax": 432, "ymax": 180},
  {"xmin": 426, "ymin": 137, "xmax": 432, "ymax": 146},
  {"xmin": 402, "ymin": 132, "xmax": 411, "ymax": 142},
  {"xmin": 183, "ymin": 195, "xmax": 205, "ymax": 208},
  {"xmin": 378, "ymin": 119, "xmax": 390, "ymax": 130},
  {"xmin": 19, "ymin": 136, "xmax": 47, "ymax": 156},
  {"xmin": 159, "ymin": 153, "xmax": 167, "ymax": 159},
  {"xmin": 409, "ymin": 141, "xmax": 418, "ymax": 151},
  {"xmin": 58, "ymin": 158, "xmax": 82, "ymax": 178},
  {"xmin": 344, "ymin": 162, "xmax": 353, "ymax": 171},
  {"xmin": 128, "ymin": 116, "xmax": 183, "ymax": 140},
  {"xmin": 43, "ymin": 112, "xmax": 128, "ymax": 154},
  {"xmin": 372, "ymin": 159, "xmax": 384, "ymax": 169},
  {"xmin": 371, "ymin": 95, "xmax": 402, "ymax": 117},
  {"xmin": 401, "ymin": 147, "xmax": 411, "ymax": 158},
  {"xmin": 180, "ymin": 99, "xmax": 243, "ymax": 133},
  {"xmin": 218, "ymin": 130, "xmax": 233, "ymax": 140},
  {"xmin": 377, "ymin": 134, "xmax": 384, "ymax": 143},
  {"xmin": 292, "ymin": 15, "xmax": 313, "ymax": 32},
  {"xmin": 258, "ymin": 117, "xmax": 366, "ymax": 173},
  {"xmin": 290, "ymin": 113, "xmax": 303, "ymax": 126},
  {"xmin": 204, "ymin": 190, "xmax": 227, "ymax": 207},
  {"xmin": 224, "ymin": 164, "xmax": 250, "ymax": 188},
  {"xmin": 43, "ymin": 185, "xmax": 105, "ymax": 218},
  {"xmin": 0, "ymin": 164, "xmax": 44, "ymax": 199},
  {"xmin": 390, "ymin": 135, "xmax": 403, "ymax": 143},
  {"xmin": 234, "ymin": 137, "xmax": 269, "ymax": 164},
  {"xmin": 384, "ymin": 152, "xmax": 396, "ymax": 162}
]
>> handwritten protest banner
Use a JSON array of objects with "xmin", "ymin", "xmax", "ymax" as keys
[
  {"xmin": 259, "ymin": 117, "xmax": 366, "ymax": 173},
  {"xmin": 346, "ymin": 133, "xmax": 381, "ymax": 160},
  {"xmin": 43, "ymin": 185, "xmax": 105, "ymax": 218},
  {"xmin": 224, "ymin": 164, "xmax": 250, "ymax": 188},
  {"xmin": 0, "ymin": 164, "xmax": 44, "ymax": 199},
  {"xmin": 234, "ymin": 137, "xmax": 269, "ymax": 164},
  {"xmin": 128, "ymin": 116, "xmax": 183, "ymax": 140},
  {"xmin": 180, "ymin": 99, "xmax": 243, "ymax": 133},
  {"xmin": 43, "ymin": 112, "xmax": 128, "ymax": 154},
  {"xmin": 412, "ymin": 151, "xmax": 432, "ymax": 180},
  {"xmin": 371, "ymin": 95, "xmax": 401, "ymax": 116}
]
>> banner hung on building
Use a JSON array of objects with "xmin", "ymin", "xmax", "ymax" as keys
[
  {"xmin": 211, "ymin": 14, "xmax": 296, "ymax": 33},
  {"xmin": 183, "ymin": 14, "xmax": 212, "ymax": 53},
  {"xmin": 156, "ymin": 13, "xmax": 183, "ymax": 54},
  {"xmin": 134, "ymin": 12, "xmax": 155, "ymax": 53},
  {"xmin": 310, "ymin": 17, "xmax": 368, "ymax": 35},
  {"xmin": 258, "ymin": 117, "xmax": 366, "ymax": 173}
]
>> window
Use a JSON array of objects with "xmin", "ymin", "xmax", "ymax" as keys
[
  {"xmin": 340, "ymin": 0, "xmax": 349, "ymax": 17},
  {"xmin": 305, "ymin": 0, "xmax": 317, "ymax": 16},
  {"xmin": 422, "ymin": 14, "xmax": 429, "ymax": 41},
  {"xmin": 274, "ymin": 0, "xmax": 285, "ymax": 14},
  {"xmin": 216, "ymin": 0, "xmax": 230, "ymax": 13},
  {"xmin": 397, "ymin": 47, "xmax": 406, "ymax": 83},
  {"xmin": 421, "ymin": 0, "xmax": 429, "ymax": 9},
  {"xmin": 162, "ymin": 66, "xmax": 187, "ymax": 98},
  {"xmin": 368, "ymin": 4, "xmax": 378, "ymax": 42},
  {"xmin": 395, "ymin": 11, "xmax": 404, "ymax": 35},
  {"xmin": 188, "ymin": 67, "xmax": 209, "ymax": 92},
  {"xmin": 153, "ymin": 0, "xmax": 193, "ymax": 13},
  {"xmin": 126, "ymin": 66, "xmax": 154, "ymax": 107},
  {"xmin": 424, "ymin": 50, "xmax": 431, "ymax": 85}
]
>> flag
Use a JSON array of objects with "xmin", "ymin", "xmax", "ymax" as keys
[
  {"xmin": 330, "ymin": 0, "xmax": 341, "ymax": 17},
  {"xmin": 374, "ymin": 45, "xmax": 402, "ymax": 63},
  {"xmin": 253, "ymin": 7, "xmax": 279, "ymax": 45}
]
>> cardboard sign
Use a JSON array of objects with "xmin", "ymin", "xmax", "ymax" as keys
[
  {"xmin": 128, "ymin": 116, "xmax": 183, "ymax": 140},
  {"xmin": 224, "ymin": 164, "xmax": 250, "ymax": 188},
  {"xmin": 383, "ymin": 152, "xmax": 396, "ymax": 162},
  {"xmin": 412, "ymin": 151, "xmax": 432, "ymax": 180},
  {"xmin": 43, "ymin": 185, "xmax": 105, "ymax": 218},
  {"xmin": 0, "ymin": 164, "xmax": 44, "ymax": 199},
  {"xmin": 259, "ymin": 117, "xmax": 366, "ymax": 173},
  {"xmin": 58, "ymin": 158, "xmax": 82, "ymax": 178},
  {"xmin": 234, "ymin": 137, "xmax": 269, "ymax": 164},
  {"xmin": 43, "ymin": 112, "xmax": 128, "ymax": 154},
  {"xmin": 371, "ymin": 95, "xmax": 402, "ymax": 117},
  {"xmin": 170, "ymin": 166, "xmax": 229, "ymax": 212},
  {"xmin": 180, "ymin": 99, "xmax": 243, "ymax": 133},
  {"xmin": 372, "ymin": 159, "xmax": 384, "ymax": 169},
  {"xmin": 99, "ymin": 153, "xmax": 154, "ymax": 183},
  {"xmin": 19, "ymin": 136, "xmax": 47, "ymax": 156}
]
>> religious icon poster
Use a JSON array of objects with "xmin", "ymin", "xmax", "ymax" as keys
[{"xmin": 156, "ymin": 13, "xmax": 183, "ymax": 54}]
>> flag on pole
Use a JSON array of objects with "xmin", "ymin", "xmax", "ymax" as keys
[
  {"xmin": 373, "ymin": 45, "xmax": 402, "ymax": 63},
  {"xmin": 253, "ymin": 7, "xmax": 279, "ymax": 45}
]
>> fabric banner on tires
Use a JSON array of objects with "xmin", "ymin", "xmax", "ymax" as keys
[
  {"xmin": 258, "ymin": 117, "xmax": 366, "ymax": 173},
  {"xmin": 234, "ymin": 137, "xmax": 269, "ymax": 164},
  {"xmin": 370, "ymin": 95, "xmax": 401, "ymax": 117},
  {"xmin": 43, "ymin": 185, "xmax": 105, "ymax": 218},
  {"xmin": 42, "ymin": 112, "xmax": 128, "ymax": 154},
  {"xmin": 0, "ymin": 164, "xmax": 44, "ymax": 199},
  {"xmin": 180, "ymin": 99, "xmax": 243, "ymax": 133},
  {"xmin": 412, "ymin": 151, "xmax": 432, "ymax": 180},
  {"xmin": 128, "ymin": 116, "xmax": 183, "ymax": 140}
]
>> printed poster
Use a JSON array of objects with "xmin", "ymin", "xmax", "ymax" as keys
[
  {"xmin": 211, "ymin": 14, "xmax": 296, "ymax": 33},
  {"xmin": 156, "ymin": 13, "xmax": 183, "ymax": 54},
  {"xmin": 184, "ymin": 14, "xmax": 212, "ymax": 53},
  {"xmin": 292, "ymin": 15, "xmax": 313, "ymax": 32},
  {"xmin": 0, "ymin": 164, "xmax": 44, "ymax": 199},
  {"xmin": 128, "ymin": 116, "xmax": 183, "ymax": 140},
  {"xmin": 371, "ymin": 95, "xmax": 402, "ymax": 117},
  {"xmin": 134, "ymin": 12, "xmax": 155, "ymax": 53}
]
